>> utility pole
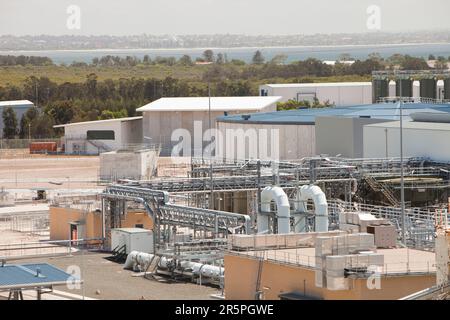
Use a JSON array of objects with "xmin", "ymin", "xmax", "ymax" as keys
[
  {"xmin": 398, "ymin": 75, "xmax": 406, "ymax": 246},
  {"xmin": 208, "ymin": 83, "xmax": 214, "ymax": 209}
]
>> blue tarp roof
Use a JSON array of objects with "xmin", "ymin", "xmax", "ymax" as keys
[
  {"xmin": 0, "ymin": 263, "xmax": 79, "ymax": 289},
  {"xmin": 216, "ymin": 102, "xmax": 450, "ymax": 125}
]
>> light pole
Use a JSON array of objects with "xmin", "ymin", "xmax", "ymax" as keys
[
  {"xmin": 398, "ymin": 75, "xmax": 406, "ymax": 246},
  {"xmin": 208, "ymin": 83, "xmax": 214, "ymax": 209}
]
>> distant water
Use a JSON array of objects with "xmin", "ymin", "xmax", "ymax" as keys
[{"xmin": 2, "ymin": 43, "xmax": 450, "ymax": 64}]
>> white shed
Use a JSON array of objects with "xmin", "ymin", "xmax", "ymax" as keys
[
  {"xmin": 54, "ymin": 116, "xmax": 143, "ymax": 154},
  {"xmin": 136, "ymin": 96, "xmax": 281, "ymax": 155}
]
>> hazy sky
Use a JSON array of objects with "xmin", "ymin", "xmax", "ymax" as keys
[{"xmin": 1, "ymin": 0, "xmax": 449, "ymax": 36}]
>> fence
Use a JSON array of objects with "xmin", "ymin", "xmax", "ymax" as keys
[
  {"xmin": 0, "ymin": 238, "xmax": 104, "ymax": 260},
  {"xmin": 0, "ymin": 213, "xmax": 49, "ymax": 236}
]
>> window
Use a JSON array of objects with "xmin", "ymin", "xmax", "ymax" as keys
[{"xmin": 86, "ymin": 130, "xmax": 115, "ymax": 140}]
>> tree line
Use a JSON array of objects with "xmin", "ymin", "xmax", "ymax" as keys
[{"xmin": 0, "ymin": 52, "xmax": 445, "ymax": 139}]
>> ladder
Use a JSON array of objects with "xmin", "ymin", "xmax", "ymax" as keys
[
  {"xmin": 254, "ymin": 256, "xmax": 264, "ymax": 300},
  {"xmin": 144, "ymin": 255, "xmax": 161, "ymax": 279},
  {"xmin": 364, "ymin": 175, "xmax": 400, "ymax": 207}
]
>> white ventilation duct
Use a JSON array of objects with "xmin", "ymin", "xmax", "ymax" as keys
[
  {"xmin": 258, "ymin": 186, "xmax": 290, "ymax": 234},
  {"xmin": 389, "ymin": 80, "xmax": 396, "ymax": 97},
  {"xmin": 294, "ymin": 185, "xmax": 329, "ymax": 232},
  {"xmin": 412, "ymin": 81, "xmax": 420, "ymax": 98},
  {"xmin": 124, "ymin": 251, "xmax": 224, "ymax": 279}
]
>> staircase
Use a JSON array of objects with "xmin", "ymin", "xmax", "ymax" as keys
[
  {"xmin": 364, "ymin": 175, "xmax": 400, "ymax": 207},
  {"xmin": 110, "ymin": 244, "xmax": 127, "ymax": 262},
  {"xmin": 87, "ymin": 139, "xmax": 112, "ymax": 153}
]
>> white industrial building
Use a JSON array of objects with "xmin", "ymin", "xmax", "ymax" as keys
[
  {"xmin": 363, "ymin": 116, "xmax": 450, "ymax": 161},
  {"xmin": 136, "ymin": 96, "xmax": 281, "ymax": 155},
  {"xmin": 0, "ymin": 100, "xmax": 35, "ymax": 137},
  {"xmin": 259, "ymin": 82, "xmax": 372, "ymax": 105},
  {"xmin": 54, "ymin": 116, "xmax": 143, "ymax": 154}
]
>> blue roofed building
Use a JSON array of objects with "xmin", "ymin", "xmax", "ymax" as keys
[{"xmin": 215, "ymin": 102, "xmax": 450, "ymax": 160}]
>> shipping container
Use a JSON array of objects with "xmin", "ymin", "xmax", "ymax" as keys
[{"xmin": 29, "ymin": 142, "xmax": 57, "ymax": 153}]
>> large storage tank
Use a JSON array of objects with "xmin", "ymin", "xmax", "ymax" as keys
[
  {"xmin": 444, "ymin": 78, "xmax": 450, "ymax": 100},
  {"xmin": 420, "ymin": 79, "xmax": 437, "ymax": 99},
  {"xmin": 372, "ymin": 80, "xmax": 389, "ymax": 103},
  {"xmin": 396, "ymin": 79, "xmax": 413, "ymax": 97}
]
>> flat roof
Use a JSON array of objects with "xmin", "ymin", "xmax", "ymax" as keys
[
  {"xmin": 263, "ymin": 82, "xmax": 372, "ymax": 88},
  {"xmin": 366, "ymin": 120, "xmax": 450, "ymax": 131},
  {"xmin": 232, "ymin": 247, "xmax": 435, "ymax": 274},
  {"xmin": 0, "ymin": 100, "xmax": 34, "ymax": 107},
  {"xmin": 53, "ymin": 116, "xmax": 142, "ymax": 128},
  {"xmin": 136, "ymin": 96, "xmax": 282, "ymax": 112},
  {"xmin": 0, "ymin": 263, "xmax": 80, "ymax": 290},
  {"xmin": 217, "ymin": 103, "xmax": 450, "ymax": 125}
]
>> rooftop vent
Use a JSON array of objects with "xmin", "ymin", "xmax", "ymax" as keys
[{"xmin": 241, "ymin": 114, "xmax": 251, "ymax": 120}]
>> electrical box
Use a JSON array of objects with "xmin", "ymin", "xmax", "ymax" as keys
[{"xmin": 111, "ymin": 228, "xmax": 153, "ymax": 254}]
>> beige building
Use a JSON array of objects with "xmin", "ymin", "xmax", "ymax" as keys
[
  {"xmin": 224, "ymin": 233, "xmax": 437, "ymax": 300},
  {"xmin": 136, "ymin": 96, "xmax": 281, "ymax": 155},
  {"xmin": 49, "ymin": 206, "xmax": 153, "ymax": 242}
]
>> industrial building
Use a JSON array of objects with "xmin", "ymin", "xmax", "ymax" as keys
[
  {"xmin": 0, "ymin": 100, "xmax": 35, "ymax": 138},
  {"xmin": 54, "ymin": 116, "xmax": 143, "ymax": 154},
  {"xmin": 259, "ymin": 82, "xmax": 373, "ymax": 105},
  {"xmin": 216, "ymin": 102, "xmax": 450, "ymax": 160},
  {"xmin": 136, "ymin": 96, "xmax": 281, "ymax": 154},
  {"xmin": 363, "ymin": 114, "xmax": 450, "ymax": 161}
]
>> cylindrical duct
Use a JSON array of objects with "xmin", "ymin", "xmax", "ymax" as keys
[
  {"xmin": 420, "ymin": 78, "xmax": 437, "ymax": 99},
  {"xmin": 372, "ymin": 79, "xmax": 389, "ymax": 103},
  {"xmin": 396, "ymin": 79, "xmax": 413, "ymax": 97}
]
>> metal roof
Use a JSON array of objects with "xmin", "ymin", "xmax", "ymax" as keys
[
  {"xmin": 136, "ymin": 96, "xmax": 282, "ymax": 112},
  {"xmin": 53, "ymin": 116, "xmax": 142, "ymax": 128},
  {"xmin": 365, "ymin": 120, "xmax": 450, "ymax": 131},
  {"xmin": 216, "ymin": 102, "xmax": 450, "ymax": 125},
  {"xmin": 0, "ymin": 100, "xmax": 34, "ymax": 107},
  {"xmin": 0, "ymin": 263, "xmax": 80, "ymax": 290}
]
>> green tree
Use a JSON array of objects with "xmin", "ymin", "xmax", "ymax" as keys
[
  {"xmin": 178, "ymin": 55, "xmax": 193, "ymax": 66},
  {"xmin": 252, "ymin": 50, "xmax": 265, "ymax": 64},
  {"xmin": 203, "ymin": 50, "xmax": 214, "ymax": 63},
  {"xmin": 2, "ymin": 107, "xmax": 18, "ymax": 138},
  {"xmin": 19, "ymin": 107, "xmax": 39, "ymax": 138},
  {"xmin": 30, "ymin": 113, "xmax": 54, "ymax": 138}
]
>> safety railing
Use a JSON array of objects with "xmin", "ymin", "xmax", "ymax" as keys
[{"xmin": 0, "ymin": 238, "xmax": 104, "ymax": 260}]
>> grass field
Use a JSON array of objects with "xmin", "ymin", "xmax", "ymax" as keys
[
  {"xmin": 0, "ymin": 64, "xmax": 209, "ymax": 86},
  {"xmin": 0, "ymin": 64, "xmax": 371, "ymax": 87}
]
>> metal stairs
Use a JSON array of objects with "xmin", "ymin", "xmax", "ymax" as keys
[
  {"xmin": 110, "ymin": 244, "xmax": 127, "ymax": 262},
  {"xmin": 364, "ymin": 175, "xmax": 400, "ymax": 207}
]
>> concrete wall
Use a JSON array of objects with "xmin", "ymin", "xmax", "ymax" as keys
[
  {"xmin": 142, "ymin": 105, "xmax": 276, "ymax": 155},
  {"xmin": 49, "ymin": 207, "xmax": 102, "ymax": 241},
  {"xmin": 260, "ymin": 84, "xmax": 372, "ymax": 105},
  {"xmin": 99, "ymin": 149, "xmax": 158, "ymax": 181},
  {"xmin": 217, "ymin": 121, "xmax": 315, "ymax": 161},
  {"xmin": 50, "ymin": 207, "xmax": 153, "ymax": 241},
  {"xmin": 224, "ymin": 254, "xmax": 436, "ymax": 300},
  {"xmin": 364, "ymin": 123, "xmax": 450, "ymax": 161},
  {"xmin": 316, "ymin": 116, "xmax": 391, "ymax": 158}
]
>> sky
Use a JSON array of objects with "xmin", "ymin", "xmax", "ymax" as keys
[{"xmin": 0, "ymin": 0, "xmax": 449, "ymax": 36}]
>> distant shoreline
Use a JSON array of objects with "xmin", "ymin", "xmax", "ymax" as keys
[{"xmin": 1, "ymin": 42, "xmax": 450, "ymax": 53}]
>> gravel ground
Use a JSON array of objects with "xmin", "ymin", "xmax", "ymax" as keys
[{"xmin": 10, "ymin": 252, "xmax": 221, "ymax": 300}]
